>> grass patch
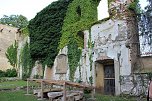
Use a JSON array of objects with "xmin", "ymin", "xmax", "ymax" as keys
[
  {"xmin": 0, "ymin": 80, "xmax": 38, "ymax": 89},
  {"xmin": 95, "ymin": 94, "xmax": 146, "ymax": 101},
  {"xmin": 0, "ymin": 80, "xmax": 26, "ymax": 89},
  {"xmin": 0, "ymin": 90, "xmax": 43, "ymax": 101}
]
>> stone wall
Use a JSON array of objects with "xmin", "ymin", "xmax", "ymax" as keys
[
  {"xmin": 0, "ymin": 24, "xmax": 19, "ymax": 71},
  {"xmin": 120, "ymin": 74, "xmax": 149, "ymax": 96}
]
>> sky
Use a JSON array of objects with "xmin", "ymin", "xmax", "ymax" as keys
[
  {"xmin": 139, "ymin": 0, "xmax": 149, "ymax": 10},
  {"xmin": 0, "ymin": 0, "xmax": 58, "ymax": 20},
  {"xmin": 0, "ymin": 0, "xmax": 148, "ymax": 21},
  {"xmin": 0, "ymin": 0, "xmax": 108, "ymax": 21}
]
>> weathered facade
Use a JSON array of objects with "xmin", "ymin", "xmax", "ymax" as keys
[
  {"xmin": 42, "ymin": 0, "xmax": 152, "ymax": 96},
  {"xmin": 0, "ymin": 24, "xmax": 19, "ymax": 70}
]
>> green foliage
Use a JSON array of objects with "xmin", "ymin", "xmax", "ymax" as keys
[
  {"xmin": 20, "ymin": 26, "xmax": 29, "ymax": 36},
  {"xmin": 28, "ymin": 0, "xmax": 100, "ymax": 80},
  {"xmin": 28, "ymin": 0, "xmax": 73, "ymax": 66},
  {"xmin": 59, "ymin": 0, "xmax": 99, "ymax": 49},
  {"xmin": 0, "ymin": 15, "xmax": 28, "ymax": 28},
  {"xmin": 0, "ymin": 70, "xmax": 6, "ymax": 77},
  {"xmin": 5, "ymin": 68, "xmax": 17, "ymax": 77},
  {"xmin": 68, "ymin": 35, "xmax": 81, "ymax": 81},
  {"xmin": 128, "ymin": 0, "xmax": 140, "ymax": 14},
  {"xmin": 20, "ymin": 42, "xmax": 33, "ymax": 79},
  {"xmin": 5, "ymin": 41, "xmax": 18, "ymax": 68},
  {"xmin": 0, "ymin": 90, "xmax": 42, "ymax": 101},
  {"xmin": 0, "ymin": 69, "xmax": 17, "ymax": 77},
  {"xmin": 94, "ymin": 94, "xmax": 139, "ymax": 101},
  {"xmin": 59, "ymin": 0, "xmax": 100, "ymax": 81},
  {"xmin": 84, "ymin": 88, "xmax": 92, "ymax": 94},
  {"xmin": 89, "ymin": 76, "xmax": 93, "ymax": 85}
]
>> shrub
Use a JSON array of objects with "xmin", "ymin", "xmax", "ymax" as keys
[
  {"xmin": 0, "ymin": 70, "xmax": 6, "ymax": 77},
  {"xmin": 5, "ymin": 68, "xmax": 17, "ymax": 77},
  {"xmin": 22, "ymin": 73, "xmax": 30, "ymax": 80}
]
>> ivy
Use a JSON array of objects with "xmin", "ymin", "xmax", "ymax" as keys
[
  {"xmin": 28, "ymin": 0, "xmax": 101, "ymax": 80},
  {"xmin": 20, "ymin": 26, "xmax": 29, "ymax": 36},
  {"xmin": 59, "ymin": 0, "xmax": 100, "ymax": 81},
  {"xmin": 88, "ymin": 30, "xmax": 93, "ymax": 71},
  {"xmin": 89, "ymin": 76, "xmax": 93, "ymax": 85},
  {"xmin": 68, "ymin": 35, "xmax": 81, "ymax": 81},
  {"xmin": 59, "ymin": 0, "xmax": 100, "ymax": 49},
  {"xmin": 5, "ymin": 41, "xmax": 18, "ymax": 68},
  {"xmin": 28, "ymin": 0, "xmax": 73, "ymax": 67},
  {"xmin": 128, "ymin": 0, "xmax": 140, "ymax": 14}
]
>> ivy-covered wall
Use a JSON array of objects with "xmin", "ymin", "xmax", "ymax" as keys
[
  {"xmin": 59, "ymin": 0, "xmax": 100, "ymax": 49},
  {"xmin": 59, "ymin": 0, "xmax": 100, "ymax": 81},
  {"xmin": 28, "ymin": 0, "xmax": 73, "ymax": 67},
  {"xmin": 28, "ymin": 0, "xmax": 102, "ymax": 80}
]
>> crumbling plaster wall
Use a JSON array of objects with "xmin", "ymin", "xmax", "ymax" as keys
[
  {"xmin": 44, "ymin": 0, "xmax": 148, "ymax": 96},
  {"xmin": 91, "ymin": 19, "xmax": 131, "ymax": 76},
  {"xmin": 48, "ymin": 19, "xmax": 131, "ymax": 81},
  {"xmin": 45, "ymin": 46, "xmax": 69, "ymax": 80},
  {"xmin": 0, "ymin": 24, "xmax": 19, "ymax": 70}
]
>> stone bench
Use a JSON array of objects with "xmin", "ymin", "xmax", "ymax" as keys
[{"xmin": 47, "ymin": 92, "xmax": 63, "ymax": 101}]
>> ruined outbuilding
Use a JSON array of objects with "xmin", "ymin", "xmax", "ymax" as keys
[{"xmin": 41, "ymin": 0, "xmax": 152, "ymax": 96}]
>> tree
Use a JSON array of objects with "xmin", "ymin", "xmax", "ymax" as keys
[
  {"xmin": 138, "ymin": 0, "xmax": 152, "ymax": 56},
  {"xmin": 5, "ymin": 41, "xmax": 18, "ymax": 68},
  {"xmin": 0, "ymin": 15, "xmax": 28, "ymax": 28}
]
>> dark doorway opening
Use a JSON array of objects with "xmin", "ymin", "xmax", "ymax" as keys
[{"xmin": 104, "ymin": 64, "xmax": 115, "ymax": 95}]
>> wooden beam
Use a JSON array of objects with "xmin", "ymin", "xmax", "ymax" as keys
[
  {"xmin": 63, "ymin": 82, "xmax": 66, "ymax": 101},
  {"xmin": 40, "ymin": 80, "xmax": 43, "ymax": 99}
]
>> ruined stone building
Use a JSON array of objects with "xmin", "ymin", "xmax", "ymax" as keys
[
  {"xmin": 40, "ymin": 0, "xmax": 152, "ymax": 95},
  {"xmin": 0, "ymin": 0, "xmax": 151, "ymax": 96}
]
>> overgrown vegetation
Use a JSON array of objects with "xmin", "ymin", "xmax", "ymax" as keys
[
  {"xmin": 128, "ymin": 0, "xmax": 140, "ymax": 14},
  {"xmin": 0, "ymin": 69, "xmax": 17, "ymax": 78},
  {"xmin": 59, "ymin": 0, "xmax": 100, "ymax": 49},
  {"xmin": 94, "ymin": 94, "xmax": 143, "ymax": 101},
  {"xmin": 28, "ymin": 0, "xmax": 73, "ymax": 67},
  {"xmin": 5, "ymin": 41, "xmax": 18, "ymax": 68},
  {"xmin": 59, "ymin": 0, "xmax": 100, "ymax": 80},
  {"xmin": 20, "ymin": 42, "xmax": 33, "ymax": 79},
  {"xmin": 28, "ymin": 0, "xmax": 100, "ymax": 80},
  {"xmin": 68, "ymin": 35, "xmax": 81, "ymax": 81}
]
